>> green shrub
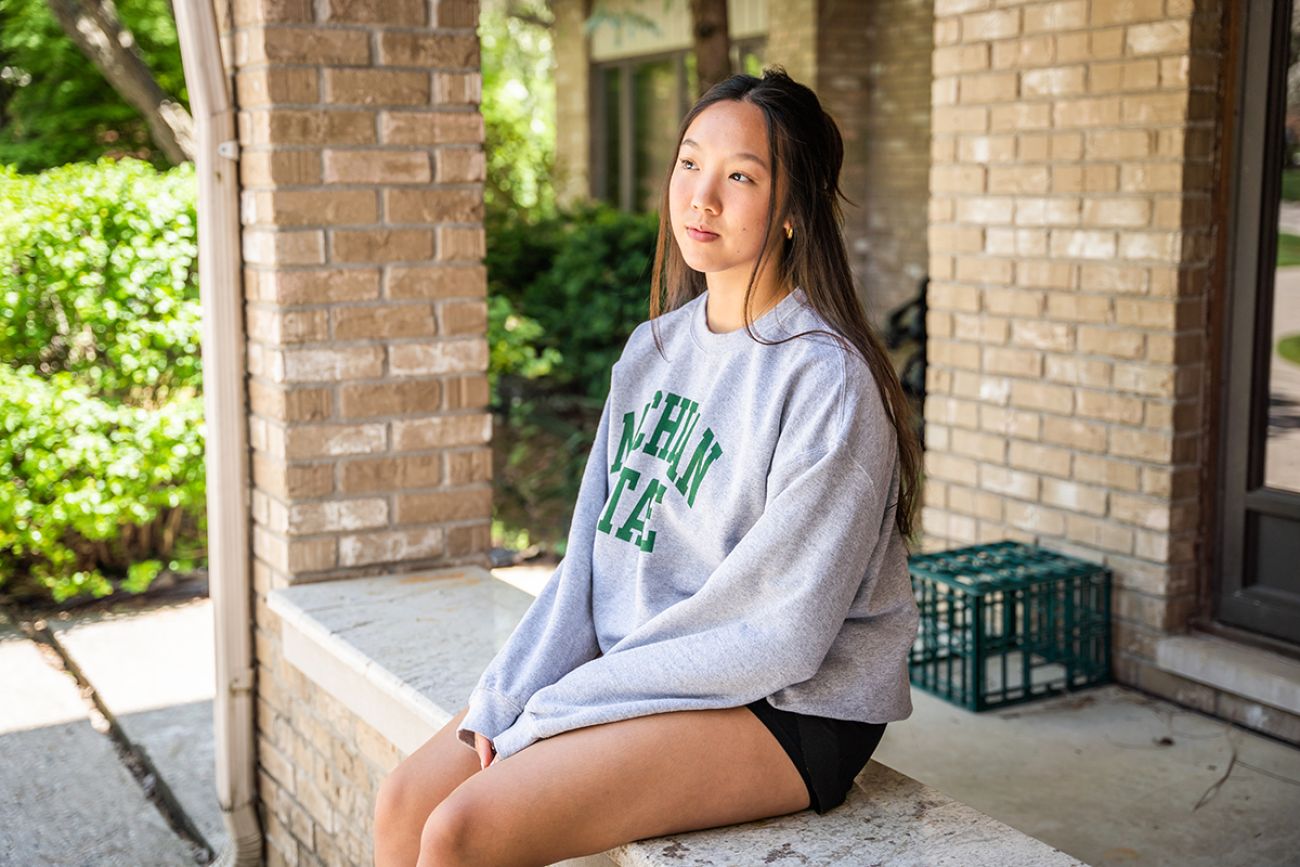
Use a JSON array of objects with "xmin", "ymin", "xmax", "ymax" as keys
[
  {"xmin": 0, "ymin": 364, "xmax": 205, "ymax": 604},
  {"xmin": 522, "ymin": 201, "xmax": 658, "ymax": 398},
  {"xmin": 487, "ymin": 292, "xmax": 565, "ymax": 401},
  {"xmin": 485, "ymin": 199, "xmax": 660, "ymax": 554},
  {"xmin": 0, "ymin": 158, "xmax": 204, "ymax": 604},
  {"xmin": 486, "ymin": 199, "xmax": 657, "ymax": 400},
  {"xmin": 0, "ymin": 158, "xmax": 201, "ymax": 405}
]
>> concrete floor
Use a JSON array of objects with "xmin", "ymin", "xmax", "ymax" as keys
[
  {"xmin": 3, "ymin": 583, "xmax": 1298, "ymax": 866},
  {"xmin": 873, "ymin": 683, "xmax": 1300, "ymax": 867}
]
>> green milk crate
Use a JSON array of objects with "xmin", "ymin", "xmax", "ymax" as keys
[{"xmin": 908, "ymin": 540, "xmax": 1113, "ymax": 712}]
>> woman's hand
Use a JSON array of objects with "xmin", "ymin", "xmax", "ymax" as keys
[{"xmin": 474, "ymin": 731, "xmax": 496, "ymax": 769}]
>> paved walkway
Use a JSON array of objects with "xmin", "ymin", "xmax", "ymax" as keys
[
  {"xmin": 1276, "ymin": 201, "xmax": 1300, "ymax": 237},
  {"xmin": 0, "ymin": 589, "xmax": 221, "ymax": 866}
]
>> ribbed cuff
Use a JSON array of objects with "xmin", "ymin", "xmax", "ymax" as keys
[
  {"xmin": 456, "ymin": 686, "xmax": 525, "ymax": 752},
  {"xmin": 486, "ymin": 711, "xmax": 539, "ymax": 762}
]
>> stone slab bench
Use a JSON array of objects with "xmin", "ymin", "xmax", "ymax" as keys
[{"xmin": 267, "ymin": 565, "xmax": 1087, "ymax": 867}]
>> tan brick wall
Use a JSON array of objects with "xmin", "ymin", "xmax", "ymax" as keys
[
  {"xmin": 223, "ymin": 0, "xmax": 489, "ymax": 862},
  {"xmin": 816, "ymin": 0, "xmax": 932, "ymax": 328},
  {"xmin": 766, "ymin": 0, "xmax": 817, "ymax": 86},
  {"xmin": 921, "ymin": 0, "xmax": 1300, "ymax": 745},
  {"xmin": 253, "ymin": 564, "xmax": 403, "ymax": 867}
]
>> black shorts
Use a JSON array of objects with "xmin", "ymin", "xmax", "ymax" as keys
[{"xmin": 744, "ymin": 697, "xmax": 887, "ymax": 815}]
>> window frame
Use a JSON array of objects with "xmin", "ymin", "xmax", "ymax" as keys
[{"xmin": 589, "ymin": 38, "xmax": 768, "ymax": 212}]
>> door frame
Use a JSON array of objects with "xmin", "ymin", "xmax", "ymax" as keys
[{"xmin": 1210, "ymin": 0, "xmax": 1300, "ymax": 650}]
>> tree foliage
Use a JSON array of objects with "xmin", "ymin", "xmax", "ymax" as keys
[
  {"xmin": 481, "ymin": 0, "xmax": 558, "ymax": 218},
  {"xmin": 0, "ymin": 0, "xmax": 187, "ymax": 172}
]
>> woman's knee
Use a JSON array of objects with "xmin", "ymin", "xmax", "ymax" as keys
[
  {"xmin": 375, "ymin": 753, "xmax": 444, "ymax": 833},
  {"xmin": 374, "ymin": 761, "xmax": 416, "ymax": 831},
  {"xmin": 374, "ymin": 706, "xmax": 475, "ymax": 830},
  {"xmin": 418, "ymin": 795, "xmax": 489, "ymax": 866}
]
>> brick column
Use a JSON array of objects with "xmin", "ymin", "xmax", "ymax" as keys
[
  {"xmin": 818, "ymin": 0, "xmax": 933, "ymax": 327},
  {"xmin": 767, "ymin": 0, "xmax": 817, "ymax": 86},
  {"xmin": 235, "ymin": 1, "xmax": 489, "ymax": 582},
  {"xmin": 924, "ymin": 0, "xmax": 1222, "ymax": 692},
  {"xmin": 223, "ymin": 0, "xmax": 488, "ymax": 862}
]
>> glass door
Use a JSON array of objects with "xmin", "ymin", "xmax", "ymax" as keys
[{"xmin": 1220, "ymin": 0, "xmax": 1300, "ymax": 645}]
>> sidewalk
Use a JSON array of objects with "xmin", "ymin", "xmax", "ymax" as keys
[{"xmin": 0, "ymin": 587, "xmax": 221, "ymax": 866}]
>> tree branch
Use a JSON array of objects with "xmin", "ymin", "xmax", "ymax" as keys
[{"xmin": 44, "ymin": 0, "xmax": 194, "ymax": 164}]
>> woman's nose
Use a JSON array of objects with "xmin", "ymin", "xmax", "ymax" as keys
[{"xmin": 691, "ymin": 179, "xmax": 720, "ymax": 214}]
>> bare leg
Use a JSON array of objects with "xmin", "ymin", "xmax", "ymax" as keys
[
  {"xmin": 417, "ymin": 705, "xmax": 811, "ymax": 867},
  {"xmin": 373, "ymin": 706, "xmax": 480, "ymax": 867}
]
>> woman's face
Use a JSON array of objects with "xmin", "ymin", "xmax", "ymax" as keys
[{"xmin": 669, "ymin": 99, "xmax": 785, "ymax": 285}]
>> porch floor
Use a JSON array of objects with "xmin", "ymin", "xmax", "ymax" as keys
[{"xmin": 873, "ymin": 681, "xmax": 1298, "ymax": 867}]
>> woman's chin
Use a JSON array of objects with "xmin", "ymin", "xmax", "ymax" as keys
[{"xmin": 680, "ymin": 252, "xmax": 724, "ymax": 273}]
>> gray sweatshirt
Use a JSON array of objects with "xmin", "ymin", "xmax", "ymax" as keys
[{"xmin": 457, "ymin": 285, "xmax": 920, "ymax": 762}]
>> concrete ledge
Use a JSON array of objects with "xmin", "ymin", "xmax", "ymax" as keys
[
  {"xmin": 1155, "ymin": 633, "xmax": 1300, "ymax": 716},
  {"xmin": 268, "ymin": 568, "xmax": 1085, "ymax": 866},
  {"xmin": 267, "ymin": 565, "xmax": 530, "ymax": 755}
]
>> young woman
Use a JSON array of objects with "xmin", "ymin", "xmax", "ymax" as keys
[{"xmin": 373, "ymin": 66, "xmax": 923, "ymax": 867}]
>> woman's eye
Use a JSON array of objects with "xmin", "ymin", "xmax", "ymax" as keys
[{"xmin": 677, "ymin": 159, "xmax": 751, "ymax": 184}]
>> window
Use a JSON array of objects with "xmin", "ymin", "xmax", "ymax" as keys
[{"xmin": 592, "ymin": 39, "xmax": 766, "ymax": 213}]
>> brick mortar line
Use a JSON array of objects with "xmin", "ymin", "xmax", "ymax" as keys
[
  {"xmin": 241, "ymin": 181, "xmax": 484, "ymax": 189},
  {"xmin": 245, "ymin": 299, "xmax": 483, "ymax": 313},
  {"xmin": 247, "ymin": 335, "xmax": 486, "ymax": 345},
  {"xmin": 254, "ymin": 514, "xmax": 492, "ymax": 540},
  {"xmin": 236, "ymin": 102, "xmax": 481, "ymax": 112},
  {"xmin": 233, "ymin": 23, "xmax": 479, "ymax": 35},
  {"xmin": 235, "ymin": 64, "xmax": 480, "ymax": 74},
  {"xmin": 253, "ymin": 446, "xmax": 485, "ymax": 464}
]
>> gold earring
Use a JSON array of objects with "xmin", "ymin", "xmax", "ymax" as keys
[{"xmin": 785, "ymin": 225, "xmax": 793, "ymax": 239}]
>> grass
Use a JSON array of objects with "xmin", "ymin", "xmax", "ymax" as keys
[
  {"xmin": 1278, "ymin": 334, "xmax": 1300, "ymax": 366},
  {"xmin": 1280, "ymin": 233, "xmax": 1300, "ymax": 268},
  {"xmin": 1283, "ymin": 168, "xmax": 1300, "ymax": 202}
]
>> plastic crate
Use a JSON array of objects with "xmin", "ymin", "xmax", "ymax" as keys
[{"xmin": 908, "ymin": 540, "xmax": 1112, "ymax": 712}]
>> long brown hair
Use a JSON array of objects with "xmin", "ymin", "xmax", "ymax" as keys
[{"xmin": 647, "ymin": 66, "xmax": 923, "ymax": 548}]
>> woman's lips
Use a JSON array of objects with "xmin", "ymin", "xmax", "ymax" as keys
[{"xmin": 687, "ymin": 226, "xmax": 719, "ymax": 242}]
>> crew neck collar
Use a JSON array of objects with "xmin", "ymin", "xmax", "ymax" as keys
[{"xmin": 689, "ymin": 286, "xmax": 807, "ymax": 354}]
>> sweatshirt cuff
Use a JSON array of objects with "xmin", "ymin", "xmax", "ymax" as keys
[
  {"xmin": 487, "ymin": 711, "xmax": 540, "ymax": 762},
  {"xmin": 456, "ymin": 686, "xmax": 526, "ymax": 752}
]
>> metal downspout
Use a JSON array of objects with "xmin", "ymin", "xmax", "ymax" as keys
[{"xmin": 172, "ymin": 2, "xmax": 261, "ymax": 864}]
